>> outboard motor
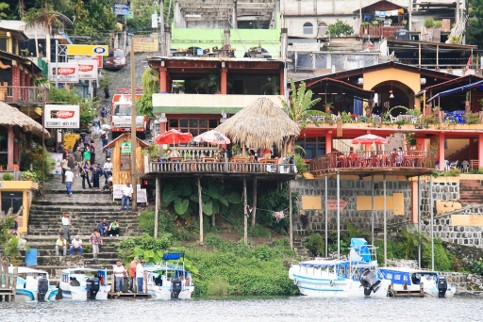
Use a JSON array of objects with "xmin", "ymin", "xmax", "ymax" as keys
[
  {"xmin": 171, "ymin": 278, "xmax": 182, "ymax": 299},
  {"xmin": 86, "ymin": 277, "xmax": 100, "ymax": 300},
  {"xmin": 360, "ymin": 269, "xmax": 381, "ymax": 296},
  {"xmin": 37, "ymin": 277, "xmax": 49, "ymax": 302},
  {"xmin": 438, "ymin": 276, "xmax": 448, "ymax": 298}
]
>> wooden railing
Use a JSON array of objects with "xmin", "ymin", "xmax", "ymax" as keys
[
  {"xmin": 309, "ymin": 151, "xmax": 435, "ymax": 174},
  {"xmin": 0, "ymin": 85, "xmax": 48, "ymax": 105},
  {"xmin": 148, "ymin": 161, "xmax": 297, "ymax": 175},
  {"xmin": 359, "ymin": 24, "xmax": 406, "ymax": 39}
]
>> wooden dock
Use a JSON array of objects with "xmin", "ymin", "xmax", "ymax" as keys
[
  {"xmin": 0, "ymin": 256, "xmax": 17, "ymax": 302},
  {"xmin": 108, "ymin": 292, "xmax": 151, "ymax": 299},
  {"xmin": 388, "ymin": 283, "xmax": 425, "ymax": 297}
]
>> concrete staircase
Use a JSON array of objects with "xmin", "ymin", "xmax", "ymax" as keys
[
  {"xmin": 25, "ymin": 177, "xmax": 143, "ymax": 280},
  {"xmin": 459, "ymin": 180, "xmax": 483, "ymax": 204}
]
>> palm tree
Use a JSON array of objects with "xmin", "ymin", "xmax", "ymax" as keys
[
  {"xmin": 23, "ymin": 4, "xmax": 62, "ymax": 62},
  {"xmin": 281, "ymin": 79, "xmax": 323, "ymax": 129}
]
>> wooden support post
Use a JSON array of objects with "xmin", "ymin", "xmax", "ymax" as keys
[
  {"xmin": 198, "ymin": 177, "xmax": 204, "ymax": 245},
  {"xmin": 251, "ymin": 178, "xmax": 257, "ymax": 226},
  {"xmin": 289, "ymin": 182, "xmax": 293, "ymax": 249},
  {"xmin": 243, "ymin": 179, "xmax": 248, "ymax": 244},
  {"xmin": 154, "ymin": 177, "xmax": 161, "ymax": 238}
]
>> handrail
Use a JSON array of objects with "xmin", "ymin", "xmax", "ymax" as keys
[
  {"xmin": 148, "ymin": 161, "xmax": 296, "ymax": 175},
  {"xmin": 0, "ymin": 85, "xmax": 48, "ymax": 104}
]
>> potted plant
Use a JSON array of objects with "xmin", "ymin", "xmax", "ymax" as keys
[{"xmin": 324, "ymin": 102, "xmax": 334, "ymax": 114}]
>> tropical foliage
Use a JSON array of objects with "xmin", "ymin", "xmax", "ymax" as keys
[
  {"xmin": 281, "ymin": 80, "xmax": 322, "ymax": 129},
  {"xmin": 327, "ymin": 20, "xmax": 354, "ymax": 37}
]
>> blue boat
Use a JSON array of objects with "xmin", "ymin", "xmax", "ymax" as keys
[{"xmin": 8, "ymin": 267, "xmax": 58, "ymax": 302}]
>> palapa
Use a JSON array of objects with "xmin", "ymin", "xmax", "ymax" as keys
[
  {"xmin": 215, "ymin": 97, "xmax": 300, "ymax": 154},
  {"xmin": 0, "ymin": 101, "xmax": 50, "ymax": 138}
]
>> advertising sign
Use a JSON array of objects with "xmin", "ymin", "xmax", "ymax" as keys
[
  {"xmin": 44, "ymin": 104, "xmax": 80, "ymax": 129},
  {"xmin": 114, "ymin": 4, "xmax": 129, "ymax": 16},
  {"xmin": 121, "ymin": 142, "xmax": 132, "ymax": 154},
  {"xmin": 50, "ymin": 153, "xmax": 63, "ymax": 175},
  {"xmin": 69, "ymin": 59, "xmax": 98, "ymax": 80},
  {"xmin": 50, "ymin": 63, "xmax": 78, "ymax": 83},
  {"xmin": 67, "ymin": 44, "xmax": 109, "ymax": 56}
]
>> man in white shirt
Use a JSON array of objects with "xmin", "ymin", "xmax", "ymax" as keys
[
  {"xmin": 103, "ymin": 158, "xmax": 113, "ymax": 185},
  {"xmin": 136, "ymin": 259, "xmax": 146, "ymax": 293},
  {"xmin": 62, "ymin": 213, "xmax": 71, "ymax": 241},
  {"xmin": 65, "ymin": 167, "xmax": 74, "ymax": 197},
  {"xmin": 121, "ymin": 183, "xmax": 133, "ymax": 211},
  {"xmin": 69, "ymin": 236, "xmax": 83, "ymax": 255},
  {"xmin": 113, "ymin": 260, "xmax": 127, "ymax": 293}
]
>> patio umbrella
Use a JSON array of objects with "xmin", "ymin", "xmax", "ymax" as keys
[
  {"xmin": 193, "ymin": 130, "xmax": 230, "ymax": 145},
  {"xmin": 154, "ymin": 129, "xmax": 193, "ymax": 145},
  {"xmin": 351, "ymin": 134, "xmax": 388, "ymax": 145}
]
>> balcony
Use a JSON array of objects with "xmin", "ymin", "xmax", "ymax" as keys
[
  {"xmin": 309, "ymin": 151, "xmax": 435, "ymax": 177},
  {"xmin": 359, "ymin": 24, "xmax": 406, "ymax": 40},
  {"xmin": 0, "ymin": 85, "xmax": 48, "ymax": 105},
  {"xmin": 146, "ymin": 160, "xmax": 297, "ymax": 178}
]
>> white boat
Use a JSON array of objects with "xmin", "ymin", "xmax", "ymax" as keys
[
  {"xmin": 288, "ymin": 238, "xmax": 390, "ymax": 298},
  {"xmin": 59, "ymin": 268, "xmax": 111, "ymax": 301},
  {"xmin": 379, "ymin": 267, "xmax": 456, "ymax": 298},
  {"xmin": 145, "ymin": 253, "xmax": 195, "ymax": 300},
  {"xmin": 8, "ymin": 267, "xmax": 58, "ymax": 302}
]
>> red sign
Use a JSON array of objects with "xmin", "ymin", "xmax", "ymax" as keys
[
  {"xmin": 327, "ymin": 199, "xmax": 348, "ymax": 211},
  {"xmin": 57, "ymin": 68, "xmax": 76, "ymax": 75},
  {"xmin": 93, "ymin": 55, "xmax": 103, "ymax": 68},
  {"xmin": 53, "ymin": 110, "xmax": 75, "ymax": 119},
  {"xmin": 78, "ymin": 64, "xmax": 94, "ymax": 72}
]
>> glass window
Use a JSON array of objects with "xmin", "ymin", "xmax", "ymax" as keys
[
  {"xmin": 1, "ymin": 191, "xmax": 23, "ymax": 214},
  {"xmin": 296, "ymin": 138, "xmax": 325, "ymax": 159},
  {"xmin": 303, "ymin": 22, "xmax": 313, "ymax": 35},
  {"xmin": 168, "ymin": 117, "xmax": 220, "ymax": 135}
]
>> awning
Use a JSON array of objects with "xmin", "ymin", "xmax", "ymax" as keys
[{"xmin": 427, "ymin": 80, "xmax": 483, "ymax": 102}]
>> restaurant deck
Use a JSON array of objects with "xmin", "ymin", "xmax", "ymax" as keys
[{"xmin": 144, "ymin": 160, "xmax": 297, "ymax": 180}]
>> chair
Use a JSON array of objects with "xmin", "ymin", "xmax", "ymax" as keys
[
  {"xmin": 389, "ymin": 115, "xmax": 397, "ymax": 123},
  {"xmin": 444, "ymin": 160, "xmax": 450, "ymax": 171},
  {"xmin": 449, "ymin": 161, "xmax": 459, "ymax": 170},
  {"xmin": 462, "ymin": 160, "xmax": 470, "ymax": 172}
]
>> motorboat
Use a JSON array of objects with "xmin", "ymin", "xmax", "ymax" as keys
[
  {"xmin": 8, "ymin": 266, "xmax": 58, "ymax": 302},
  {"xmin": 288, "ymin": 238, "xmax": 390, "ymax": 298},
  {"xmin": 379, "ymin": 267, "xmax": 455, "ymax": 298},
  {"xmin": 59, "ymin": 268, "xmax": 111, "ymax": 301},
  {"xmin": 145, "ymin": 252, "xmax": 195, "ymax": 300}
]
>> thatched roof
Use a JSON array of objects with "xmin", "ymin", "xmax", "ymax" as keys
[
  {"xmin": 0, "ymin": 101, "xmax": 50, "ymax": 138},
  {"xmin": 215, "ymin": 97, "xmax": 300, "ymax": 151}
]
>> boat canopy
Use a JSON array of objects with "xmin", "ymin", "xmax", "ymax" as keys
[
  {"xmin": 163, "ymin": 253, "xmax": 184, "ymax": 261},
  {"xmin": 350, "ymin": 238, "xmax": 371, "ymax": 262}
]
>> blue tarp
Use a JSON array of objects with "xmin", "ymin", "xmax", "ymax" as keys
[
  {"xmin": 350, "ymin": 238, "xmax": 371, "ymax": 262},
  {"xmin": 428, "ymin": 80, "xmax": 483, "ymax": 102},
  {"xmin": 162, "ymin": 253, "xmax": 184, "ymax": 261}
]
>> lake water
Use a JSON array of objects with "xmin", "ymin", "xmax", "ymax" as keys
[{"xmin": 1, "ymin": 296, "xmax": 481, "ymax": 322}]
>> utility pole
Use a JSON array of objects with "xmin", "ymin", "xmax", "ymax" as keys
[
  {"xmin": 130, "ymin": 42, "xmax": 137, "ymax": 211},
  {"xmin": 159, "ymin": 0, "xmax": 165, "ymax": 55}
]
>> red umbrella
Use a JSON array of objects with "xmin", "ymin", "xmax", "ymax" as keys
[
  {"xmin": 351, "ymin": 134, "xmax": 388, "ymax": 145},
  {"xmin": 154, "ymin": 129, "xmax": 193, "ymax": 145}
]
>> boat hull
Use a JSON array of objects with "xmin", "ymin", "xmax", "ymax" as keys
[
  {"xmin": 15, "ymin": 288, "xmax": 58, "ymax": 302},
  {"xmin": 148, "ymin": 285, "xmax": 194, "ymax": 300}
]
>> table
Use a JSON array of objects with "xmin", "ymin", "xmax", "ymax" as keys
[
  {"xmin": 232, "ymin": 157, "xmax": 247, "ymax": 163},
  {"xmin": 259, "ymin": 158, "xmax": 277, "ymax": 164},
  {"xmin": 168, "ymin": 157, "xmax": 182, "ymax": 162},
  {"xmin": 202, "ymin": 157, "xmax": 215, "ymax": 162}
]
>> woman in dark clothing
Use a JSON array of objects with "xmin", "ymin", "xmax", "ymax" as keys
[
  {"xmin": 91, "ymin": 163, "xmax": 103, "ymax": 189},
  {"xmin": 81, "ymin": 161, "xmax": 92, "ymax": 189}
]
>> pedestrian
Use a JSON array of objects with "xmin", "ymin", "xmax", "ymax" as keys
[
  {"xmin": 89, "ymin": 139, "xmax": 96, "ymax": 164},
  {"xmin": 121, "ymin": 183, "xmax": 133, "ymax": 211},
  {"xmin": 92, "ymin": 118, "xmax": 100, "ymax": 141},
  {"xmin": 69, "ymin": 236, "xmax": 83, "ymax": 255},
  {"xmin": 129, "ymin": 257, "xmax": 138, "ymax": 293},
  {"xmin": 89, "ymin": 229, "xmax": 103, "ymax": 259},
  {"xmin": 62, "ymin": 213, "xmax": 71, "ymax": 241},
  {"xmin": 113, "ymin": 260, "xmax": 127, "ymax": 293},
  {"xmin": 136, "ymin": 259, "xmax": 146, "ymax": 293},
  {"xmin": 99, "ymin": 218, "xmax": 110, "ymax": 236},
  {"xmin": 83, "ymin": 146, "xmax": 91, "ymax": 165},
  {"xmin": 103, "ymin": 158, "xmax": 113, "ymax": 185},
  {"xmin": 65, "ymin": 166, "xmax": 74, "ymax": 197},
  {"xmin": 81, "ymin": 161, "xmax": 92, "ymax": 189},
  {"xmin": 99, "ymin": 128, "xmax": 109, "ymax": 147},
  {"xmin": 73, "ymin": 146, "xmax": 82, "ymax": 177},
  {"xmin": 55, "ymin": 234, "xmax": 67, "ymax": 256},
  {"xmin": 108, "ymin": 219, "xmax": 120, "ymax": 237},
  {"xmin": 91, "ymin": 163, "xmax": 103, "ymax": 189},
  {"xmin": 60, "ymin": 156, "xmax": 68, "ymax": 184}
]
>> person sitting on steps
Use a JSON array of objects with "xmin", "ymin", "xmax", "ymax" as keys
[{"xmin": 108, "ymin": 220, "xmax": 120, "ymax": 237}]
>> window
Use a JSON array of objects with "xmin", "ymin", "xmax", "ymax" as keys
[
  {"xmin": 169, "ymin": 117, "xmax": 220, "ymax": 137},
  {"xmin": 1, "ymin": 191, "xmax": 23, "ymax": 214},
  {"xmin": 303, "ymin": 22, "xmax": 313, "ymax": 35},
  {"xmin": 295, "ymin": 138, "xmax": 325, "ymax": 159}
]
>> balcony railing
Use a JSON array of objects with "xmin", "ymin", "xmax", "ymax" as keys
[
  {"xmin": 148, "ymin": 160, "xmax": 297, "ymax": 175},
  {"xmin": 0, "ymin": 85, "xmax": 48, "ymax": 105},
  {"xmin": 359, "ymin": 24, "xmax": 406, "ymax": 39},
  {"xmin": 309, "ymin": 151, "xmax": 435, "ymax": 174}
]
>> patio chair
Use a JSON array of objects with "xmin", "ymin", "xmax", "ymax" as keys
[
  {"xmin": 444, "ymin": 160, "xmax": 450, "ymax": 171},
  {"xmin": 449, "ymin": 161, "xmax": 459, "ymax": 170},
  {"xmin": 462, "ymin": 160, "xmax": 470, "ymax": 172}
]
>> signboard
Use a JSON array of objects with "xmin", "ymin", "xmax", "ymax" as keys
[
  {"xmin": 64, "ymin": 133, "xmax": 80, "ymax": 151},
  {"xmin": 113, "ymin": 184, "xmax": 148, "ymax": 204},
  {"xmin": 44, "ymin": 104, "xmax": 80, "ymax": 129},
  {"xmin": 127, "ymin": 10, "xmax": 134, "ymax": 19},
  {"xmin": 114, "ymin": 4, "xmax": 129, "ymax": 16},
  {"xmin": 50, "ymin": 153, "xmax": 63, "ymax": 175},
  {"xmin": 93, "ymin": 55, "xmax": 103, "ymax": 69},
  {"xmin": 50, "ymin": 63, "xmax": 78, "ymax": 83},
  {"xmin": 67, "ymin": 44, "xmax": 109, "ymax": 56},
  {"xmin": 121, "ymin": 142, "xmax": 132, "ymax": 154},
  {"xmin": 69, "ymin": 59, "xmax": 98, "ymax": 80},
  {"xmin": 327, "ymin": 199, "xmax": 348, "ymax": 211}
]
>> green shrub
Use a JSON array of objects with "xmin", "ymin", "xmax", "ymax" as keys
[
  {"xmin": 443, "ymin": 168, "xmax": 461, "ymax": 177},
  {"xmin": 206, "ymin": 276, "xmax": 230, "ymax": 296},
  {"xmin": 422, "ymin": 238, "xmax": 451, "ymax": 271},
  {"xmin": 327, "ymin": 20, "xmax": 354, "ymax": 37},
  {"xmin": 424, "ymin": 17, "xmax": 435, "ymax": 28},
  {"xmin": 117, "ymin": 234, "xmax": 172, "ymax": 264},
  {"xmin": 2, "ymin": 173, "xmax": 13, "ymax": 181},
  {"xmin": 305, "ymin": 233, "xmax": 325, "ymax": 257},
  {"xmin": 470, "ymin": 260, "xmax": 483, "ymax": 276},
  {"xmin": 248, "ymin": 224, "xmax": 271, "ymax": 238}
]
